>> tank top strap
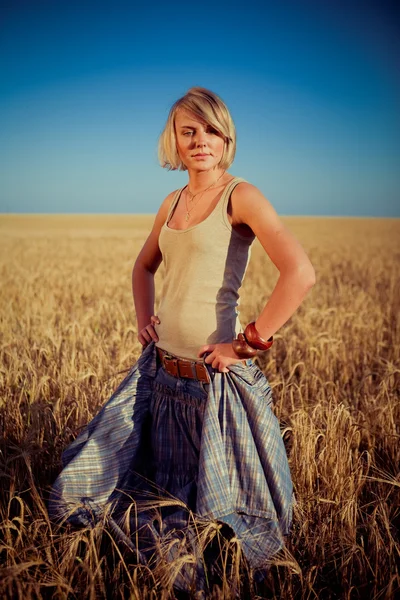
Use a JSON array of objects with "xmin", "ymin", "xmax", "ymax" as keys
[
  {"xmin": 165, "ymin": 186, "xmax": 186, "ymax": 225},
  {"xmin": 219, "ymin": 176, "xmax": 248, "ymax": 230}
]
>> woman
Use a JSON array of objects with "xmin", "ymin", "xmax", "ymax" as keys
[{"xmin": 50, "ymin": 87, "xmax": 315, "ymax": 594}]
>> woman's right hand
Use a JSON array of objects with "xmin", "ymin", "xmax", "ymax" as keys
[{"xmin": 138, "ymin": 315, "xmax": 160, "ymax": 347}]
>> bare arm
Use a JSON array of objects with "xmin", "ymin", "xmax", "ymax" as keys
[
  {"xmin": 132, "ymin": 191, "xmax": 174, "ymax": 346},
  {"xmin": 198, "ymin": 182, "xmax": 316, "ymax": 371},
  {"xmin": 232, "ymin": 182, "xmax": 316, "ymax": 340}
]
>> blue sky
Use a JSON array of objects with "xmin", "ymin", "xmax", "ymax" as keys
[{"xmin": 0, "ymin": 0, "xmax": 399, "ymax": 216}]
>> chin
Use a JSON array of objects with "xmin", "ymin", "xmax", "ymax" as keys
[{"xmin": 194, "ymin": 162, "xmax": 220, "ymax": 172}]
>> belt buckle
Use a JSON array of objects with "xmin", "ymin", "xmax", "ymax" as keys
[{"xmin": 163, "ymin": 356, "xmax": 179, "ymax": 377}]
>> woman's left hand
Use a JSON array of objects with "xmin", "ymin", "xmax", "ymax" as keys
[{"xmin": 198, "ymin": 343, "xmax": 244, "ymax": 373}]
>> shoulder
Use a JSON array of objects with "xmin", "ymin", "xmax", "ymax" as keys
[
  {"xmin": 230, "ymin": 181, "xmax": 275, "ymax": 223},
  {"xmin": 232, "ymin": 181, "xmax": 265, "ymax": 202},
  {"xmin": 162, "ymin": 187, "xmax": 182, "ymax": 208},
  {"xmin": 154, "ymin": 187, "xmax": 183, "ymax": 224}
]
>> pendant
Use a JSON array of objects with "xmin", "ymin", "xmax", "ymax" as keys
[{"xmin": 185, "ymin": 212, "xmax": 190, "ymax": 222}]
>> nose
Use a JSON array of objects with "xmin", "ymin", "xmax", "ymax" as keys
[{"xmin": 194, "ymin": 129, "xmax": 207, "ymax": 146}]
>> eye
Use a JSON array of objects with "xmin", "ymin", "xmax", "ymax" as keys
[{"xmin": 183, "ymin": 131, "xmax": 194, "ymax": 136}]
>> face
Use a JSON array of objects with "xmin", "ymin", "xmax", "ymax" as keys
[{"xmin": 174, "ymin": 108, "xmax": 225, "ymax": 171}]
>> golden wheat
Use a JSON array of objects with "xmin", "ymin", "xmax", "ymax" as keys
[{"xmin": 0, "ymin": 215, "xmax": 399, "ymax": 599}]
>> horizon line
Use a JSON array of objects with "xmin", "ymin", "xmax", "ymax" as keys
[{"xmin": 1, "ymin": 213, "xmax": 399, "ymax": 220}]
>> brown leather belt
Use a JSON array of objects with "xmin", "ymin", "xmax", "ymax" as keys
[{"xmin": 156, "ymin": 347, "xmax": 211, "ymax": 384}]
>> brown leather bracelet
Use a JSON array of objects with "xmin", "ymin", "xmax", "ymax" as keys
[
  {"xmin": 244, "ymin": 321, "xmax": 273, "ymax": 350},
  {"xmin": 232, "ymin": 333, "xmax": 258, "ymax": 359}
]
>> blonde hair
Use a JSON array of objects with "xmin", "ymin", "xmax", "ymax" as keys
[{"xmin": 158, "ymin": 87, "xmax": 236, "ymax": 171}]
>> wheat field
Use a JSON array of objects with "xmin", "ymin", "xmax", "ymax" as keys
[{"xmin": 0, "ymin": 215, "xmax": 399, "ymax": 599}]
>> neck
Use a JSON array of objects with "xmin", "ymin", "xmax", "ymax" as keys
[{"xmin": 186, "ymin": 167, "xmax": 226, "ymax": 194}]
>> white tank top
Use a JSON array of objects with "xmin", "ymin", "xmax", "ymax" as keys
[{"xmin": 154, "ymin": 177, "xmax": 255, "ymax": 359}]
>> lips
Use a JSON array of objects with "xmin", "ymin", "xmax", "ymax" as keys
[{"xmin": 193, "ymin": 153, "xmax": 210, "ymax": 157}]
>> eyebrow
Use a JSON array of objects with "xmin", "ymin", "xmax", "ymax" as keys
[{"xmin": 179, "ymin": 124, "xmax": 215, "ymax": 131}]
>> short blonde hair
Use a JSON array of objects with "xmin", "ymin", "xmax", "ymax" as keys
[{"xmin": 158, "ymin": 87, "xmax": 236, "ymax": 171}]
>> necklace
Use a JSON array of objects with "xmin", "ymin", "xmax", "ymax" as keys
[
  {"xmin": 186, "ymin": 170, "xmax": 225, "ymax": 201},
  {"xmin": 184, "ymin": 171, "xmax": 226, "ymax": 222}
]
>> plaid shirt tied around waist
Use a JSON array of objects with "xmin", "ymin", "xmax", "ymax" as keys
[{"xmin": 49, "ymin": 341, "xmax": 294, "ymax": 568}]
